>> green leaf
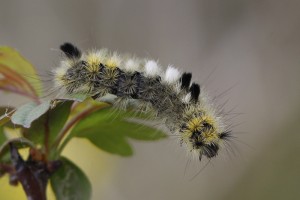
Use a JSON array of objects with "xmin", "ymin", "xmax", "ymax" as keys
[
  {"xmin": 55, "ymin": 99, "xmax": 111, "ymax": 154},
  {"xmin": 70, "ymin": 108, "xmax": 133, "ymax": 156},
  {"xmin": 122, "ymin": 119, "xmax": 167, "ymax": 141},
  {"xmin": 50, "ymin": 157, "xmax": 91, "ymax": 200},
  {"xmin": 0, "ymin": 46, "xmax": 42, "ymax": 98},
  {"xmin": 22, "ymin": 101, "xmax": 73, "ymax": 145},
  {"xmin": 0, "ymin": 126, "xmax": 6, "ymax": 146},
  {"xmin": 0, "ymin": 126, "xmax": 9, "ymax": 164},
  {"xmin": 47, "ymin": 101, "xmax": 73, "ymax": 143},
  {"xmin": 11, "ymin": 100, "xmax": 51, "ymax": 128},
  {"xmin": 70, "ymin": 107, "xmax": 167, "ymax": 156},
  {"xmin": 77, "ymin": 127, "xmax": 133, "ymax": 156}
]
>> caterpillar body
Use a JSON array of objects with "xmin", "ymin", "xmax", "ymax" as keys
[{"xmin": 53, "ymin": 43, "xmax": 231, "ymax": 160}]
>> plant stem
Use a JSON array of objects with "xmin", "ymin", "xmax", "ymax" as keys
[{"xmin": 9, "ymin": 143, "xmax": 49, "ymax": 200}]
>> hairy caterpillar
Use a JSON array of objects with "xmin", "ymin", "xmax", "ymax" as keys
[{"xmin": 53, "ymin": 43, "xmax": 231, "ymax": 160}]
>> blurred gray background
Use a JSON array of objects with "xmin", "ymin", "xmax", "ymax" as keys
[{"xmin": 1, "ymin": 0, "xmax": 300, "ymax": 200}]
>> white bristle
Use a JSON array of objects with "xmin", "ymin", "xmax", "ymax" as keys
[
  {"xmin": 144, "ymin": 60, "xmax": 160, "ymax": 77},
  {"xmin": 124, "ymin": 58, "xmax": 139, "ymax": 72},
  {"xmin": 164, "ymin": 65, "xmax": 180, "ymax": 84}
]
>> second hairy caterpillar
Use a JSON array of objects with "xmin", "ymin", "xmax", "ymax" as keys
[{"xmin": 53, "ymin": 43, "xmax": 231, "ymax": 161}]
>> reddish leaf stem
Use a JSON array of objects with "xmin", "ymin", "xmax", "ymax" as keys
[{"xmin": 52, "ymin": 106, "xmax": 103, "ymax": 150}]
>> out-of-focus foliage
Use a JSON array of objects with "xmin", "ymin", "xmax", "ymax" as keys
[{"xmin": 0, "ymin": 47, "xmax": 42, "ymax": 100}]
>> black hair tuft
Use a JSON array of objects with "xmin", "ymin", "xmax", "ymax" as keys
[
  {"xmin": 60, "ymin": 43, "xmax": 82, "ymax": 59},
  {"xmin": 180, "ymin": 73, "xmax": 192, "ymax": 90},
  {"xmin": 189, "ymin": 83, "xmax": 200, "ymax": 102}
]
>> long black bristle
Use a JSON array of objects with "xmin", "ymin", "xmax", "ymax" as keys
[
  {"xmin": 180, "ymin": 73, "xmax": 192, "ymax": 90},
  {"xmin": 60, "ymin": 43, "xmax": 81, "ymax": 59},
  {"xmin": 219, "ymin": 131, "xmax": 231, "ymax": 140},
  {"xmin": 189, "ymin": 83, "xmax": 200, "ymax": 102},
  {"xmin": 203, "ymin": 143, "xmax": 219, "ymax": 158}
]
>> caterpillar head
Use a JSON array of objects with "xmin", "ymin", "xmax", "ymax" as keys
[
  {"xmin": 179, "ymin": 74, "xmax": 230, "ymax": 160},
  {"xmin": 181, "ymin": 113, "xmax": 230, "ymax": 160}
]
